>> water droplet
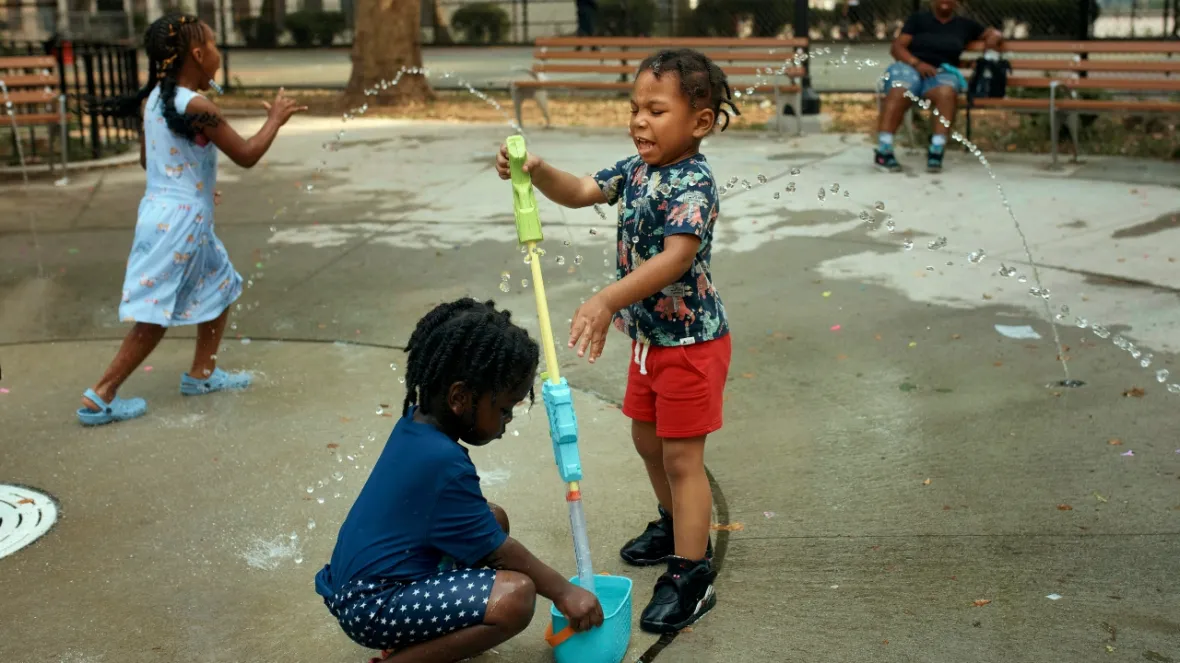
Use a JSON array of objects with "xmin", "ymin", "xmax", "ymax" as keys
[
  {"xmin": 785, "ymin": 182, "xmax": 796, "ymax": 193},
  {"xmin": 230, "ymin": 323, "xmax": 238, "ymax": 331},
  {"xmin": 858, "ymin": 210, "xmax": 871, "ymax": 222},
  {"xmin": 521, "ymin": 279, "xmax": 529, "ymax": 288},
  {"xmin": 500, "ymin": 271, "xmax": 510, "ymax": 281},
  {"xmin": 773, "ymin": 192, "xmax": 781, "ymax": 200},
  {"xmin": 967, "ymin": 249, "xmax": 986, "ymax": 263},
  {"xmin": 305, "ymin": 486, "xmax": 314, "ymax": 494},
  {"xmin": 334, "ymin": 492, "xmax": 341, "ymax": 499},
  {"xmin": 1139, "ymin": 353, "xmax": 1153, "ymax": 368},
  {"xmin": 829, "ymin": 183, "xmax": 840, "ymax": 193},
  {"xmin": 269, "ymin": 226, "xmax": 276, "ymax": 232},
  {"xmin": 885, "ymin": 217, "xmax": 896, "ymax": 233},
  {"xmin": 1017, "ymin": 275, "xmax": 1028, "ymax": 283},
  {"xmin": 902, "ymin": 238, "xmax": 914, "ymax": 250},
  {"xmin": 998, "ymin": 265, "xmax": 1017, "ymax": 277},
  {"xmin": 556, "ymin": 256, "xmax": 566, "ymax": 265},
  {"xmin": 843, "ymin": 190, "xmax": 850, "ymax": 198},
  {"xmin": 789, "ymin": 167, "xmax": 801, "ymax": 175},
  {"xmin": 398, "ymin": 376, "xmax": 405, "ymax": 384},
  {"xmin": 574, "ymin": 255, "xmax": 583, "ymax": 265},
  {"xmin": 1092, "ymin": 325, "xmax": 1111, "ymax": 339},
  {"xmin": 294, "ymin": 557, "xmax": 303, "ymax": 564},
  {"xmin": 499, "ymin": 282, "xmax": 510, "ymax": 292},
  {"xmin": 1156, "ymin": 369, "xmax": 1170, "ymax": 383},
  {"xmin": 512, "ymin": 430, "xmax": 520, "ymax": 437},
  {"xmin": 333, "ymin": 471, "xmax": 344, "ymax": 481},
  {"xmin": 316, "ymin": 497, "xmax": 325, "ymax": 504},
  {"xmin": 305, "ymin": 184, "xmax": 314, "ymax": 192},
  {"xmin": 1168, "ymin": 383, "xmax": 1180, "ymax": 394},
  {"xmin": 874, "ymin": 201, "xmax": 886, "ymax": 211},
  {"xmin": 927, "ymin": 237, "xmax": 948, "ymax": 251},
  {"xmin": 589, "ymin": 228, "xmax": 598, "ymax": 235},
  {"xmin": 523, "ymin": 253, "xmax": 531, "ymax": 265},
  {"xmin": 817, "ymin": 188, "xmax": 826, "ymax": 202},
  {"xmin": 307, "ymin": 519, "xmax": 316, "ymax": 530},
  {"xmin": 756, "ymin": 174, "xmax": 767, "ymax": 184}
]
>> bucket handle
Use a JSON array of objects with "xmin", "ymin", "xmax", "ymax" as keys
[{"xmin": 544, "ymin": 623, "xmax": 577, "ymax": 648}]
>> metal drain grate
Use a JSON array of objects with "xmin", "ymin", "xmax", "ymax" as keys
[{"xmin": 0, "ymin": 484, "xmax": 58, "ymax": 559}]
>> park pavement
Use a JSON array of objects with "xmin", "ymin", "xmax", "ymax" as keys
[{"xmin": 2, "ymin": 116, "xmax": 1179, "ymax": 663}]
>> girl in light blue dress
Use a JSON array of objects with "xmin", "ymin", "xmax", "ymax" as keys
[{"xmin": 78, "ymin": 13, "xmax": 305, "ymax": 426}]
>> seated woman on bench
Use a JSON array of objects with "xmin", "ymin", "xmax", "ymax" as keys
[{"xmin": 873, "ymin": 0, "xmax": 1002, "ymax": 173}]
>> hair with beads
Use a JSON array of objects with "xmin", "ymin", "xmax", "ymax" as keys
[
  {"xmin": 637, "ymin": 48, "xmax": 742, "ymax": 132},
  {"xmin": 402, "ymin": 298, "xmax": 540, "ymax": 418},
  {"xmin": 92, "ymin": 13, "xmax": 209, "ymax": 141}
]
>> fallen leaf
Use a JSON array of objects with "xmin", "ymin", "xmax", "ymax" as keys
[
  {"xmin": 922, "ymin": 478, "xmax": 931, "ymax": 486},
  {"xmin": 741, "ymin": 372, "xmax": 755, "ymax": 379},
  {"xmin": 16, "ymin": 498, "xmax": 35, "ymax": 505},
  {"xmin": 1057, "ymin": 504, "xmax": 1073, "ymax": 511},
  {"xmin": 339, "ymin": 417, "xmax": 352, "ymax": 423},
  {"xmin": 381, "ymin": 412, "xmax": 393, "ymax": 418},
  {"xmin": 951, "ymin": 334, "xmax": 961, "ymax": 340},
  {"xmin": 1122, "ymin": 387, "xmax": 1145, "ymax": 398},
  {"xmin": 873, "ymin": 334, "xmax": 883, "ymax": 341},
  {"xmin": 836, "ymin": 354, "xmax": 849, "ymax": 360},
  {"xmin": 943, "ymin": 505, "xmax": 951, "ymax": 510},
  {"xmin": 327, "ymin": 443, "xmax": 339, "ymax": 449},
  {"xmin": 993, "ymin": 361, "xmax": 1004, "ymax": 367},
  {"xmin": 973, "ymin": 599, "xmax": 992, "ymax": 607},
  {"xmin": 680, "ymin": 626, "xmax": 693, "ymax": 633},
  {"xmin": 1108, "ymin": 438, "xmax": 1123, "ymax": 445},
  {"xmin": 711, "ymin": 522, "xmax": 744, "ymax": 532}
]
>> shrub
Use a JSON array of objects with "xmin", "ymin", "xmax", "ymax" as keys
[
  {"xmin": 238, "ymin": 17, "xmax": 279, "ymax": 47},
  {"xmin": 450, "ymin": 2, "xmax": 511, "ymax": 44},
  {"xmin": 685, "ymin": 0, "xmax": 793, "ymax": 38},
  {"xmin": 285, "ymin": 10, "xmax": 346, "ymax": 46}
]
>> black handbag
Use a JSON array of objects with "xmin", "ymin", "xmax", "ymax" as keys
[{"xmin": 969, "ymin": 55, "xmax": 1011, "ymax": 101}]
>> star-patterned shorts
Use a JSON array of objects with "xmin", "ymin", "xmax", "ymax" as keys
[{"xmin": 325, "ymin": 569, "xmax": 497, "ymax": 651}]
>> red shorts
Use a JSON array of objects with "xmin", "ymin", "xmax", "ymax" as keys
[{"xmin": 622, "ymin": 334, "xmax": 732, "ymax": 439}]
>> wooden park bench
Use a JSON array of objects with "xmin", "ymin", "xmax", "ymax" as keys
[
  {"xmin": 961, "ymin": 40, "xmax": 1180, "ymax": 166},
  {"xmin": 0, "ymin": 54, "xmax": 69, "ymax": 174},
  {"xmin": 510, "ymin": 36, "xmax": 810, "ymax": 134},
  {"xmin": 883, "ymin": 40, "xmax": 1180, "ymax": 167}
]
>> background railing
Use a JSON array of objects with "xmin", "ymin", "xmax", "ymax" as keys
[{"xmin": 1, "ymin": 38, "xmax": 140, "ymax": 161}]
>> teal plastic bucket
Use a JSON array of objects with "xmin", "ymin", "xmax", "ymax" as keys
[{"xmin": 545, "ymin": 574, "xmax": 633, "ymax": 663}]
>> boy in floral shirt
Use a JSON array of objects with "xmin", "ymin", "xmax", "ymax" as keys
[{"xmin": 496, "ymin": 48, "xmax": 738, "ymax": 633}]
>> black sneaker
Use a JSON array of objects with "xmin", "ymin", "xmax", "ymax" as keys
[
  {"xmin": 639, "ymin": 556, "xmax": 717, "ymax": 633},
  {"xmin": 927, "ymin": 148, "xmax": 944, "ymax": 172},
  {"xmin": 874, "ymin": 149, "xmax": 902, "ymax": 172},
  {"xmin": 619, "ymin": 506, "xmax": 713, "ymax": 566}
]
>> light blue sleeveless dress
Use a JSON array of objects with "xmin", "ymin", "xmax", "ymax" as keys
[{"xmin": 118, "ymin": 85, "xmax": 242, "ymax": 327}]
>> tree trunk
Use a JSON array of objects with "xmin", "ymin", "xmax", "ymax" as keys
[{"xmin": 343, "ymin": 0, "xmax": 434, "ymax": 107}]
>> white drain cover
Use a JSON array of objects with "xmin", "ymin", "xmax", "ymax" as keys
[{"xmin": 0, "ymin": 484, "xmax": 58, "ymax": 559}]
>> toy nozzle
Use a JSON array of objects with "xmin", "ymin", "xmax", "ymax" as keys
[{"xmin": 506, "ymin": 135, "xmax": 543, "ymax": 245}]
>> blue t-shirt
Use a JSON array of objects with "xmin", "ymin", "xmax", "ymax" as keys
[
  {"xmin": 592, "ymin": 153, "xmax": 729, "ymax": 347},
  {"xmin": 313, "ymin": 410, "xmax": 507, "ymax": 598}
]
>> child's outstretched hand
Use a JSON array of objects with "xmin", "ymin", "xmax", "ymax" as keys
[
  {"xmin": 554, "ymin": 584, "xmax": 604, "ymax": 632},
  {"xmin": 262, "ymin": 88, "xmax": 308, "ymax": 126},
  {"xmin": 568, "ymin": 294, "xmax": 613, "ymax": 363},
  {"xmin": 496, "ymin": 142, "xmax": 543, "ymax": 180}
]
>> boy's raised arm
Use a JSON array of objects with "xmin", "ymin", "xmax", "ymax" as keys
[{"xmin": 495, "ymin": 144, "xmax": 606, "ymax": 208}]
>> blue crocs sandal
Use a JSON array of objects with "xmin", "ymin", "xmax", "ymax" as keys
[
  {"xmin": 180, "ymin": 367, "xmax": 253, "ymax": 396},
  {"xmin": 76, "ymin": 388, "xmax": 147, "ymax": 426}
]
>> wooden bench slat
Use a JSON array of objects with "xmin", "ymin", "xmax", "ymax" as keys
[
  {"xmin": 534, "ymin": 49, "xmax": 805, "ymax": 63},
  {"xmin": 1004, "ymin": 76, "xmax": 1180, "ymax": 92},
  {"xmin": 514, "ymin": 79, "xmax": 800, "ymax": 93},
  {"xmin": 972, "ymin": 97, "xmax": 1180, "ymax": 112},
  {"xmin": 965, "ymin": 39, "xmax": 1180, "ymax": 54},
  {"xmin": 1, "ymin": 90, "xmax": 58, "ymax": 104},
  {"xmin": 3, "ymin": 112, "xmax": 63, "ymax": 126},
  {"xmin": 534, "ymin": 63, "xmax": 803, "ymax": 77},
  {"xmin": 535, "ymin": 36, "xmax": 808, "ymax": 49},
  {"xmin": 0, "ymin": 73, "xmax": 60, "ymax": 87},
  {"xmin": 960, "ymin": 58, "xmax": 1180, "ymax": 74},
  {"xmin": 0, "ymin": 55, "xmax": 58, "ymax": 69}
]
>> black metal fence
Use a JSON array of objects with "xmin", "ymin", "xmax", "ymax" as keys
[
  {"xmin": 211, "ymin": 0, "xmax": 1177, "ymax": 46},
  {"xmin": 1, "ymin": 39, "xmax": 140, "ymax": 160}
]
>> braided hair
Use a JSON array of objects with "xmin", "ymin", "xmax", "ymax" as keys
[
  {"xmin": 637, "ymin": 48, "xmax": 742, "ymax": 132},
  {"xmin": 93, "ymin": 13, "xmax": 208, "ymax": 141},
  {"xmin": 402, "ymin": 298, "xmax": 540, "ymax": 418}
]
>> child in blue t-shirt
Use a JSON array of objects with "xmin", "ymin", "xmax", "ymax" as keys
[
  {"xmin": 495, "ymin": 48, "xmax": 739, "ymax": 634},
  {"xmin": 315, "ymin": 298, "xmax": 603, "ymax": 662}
]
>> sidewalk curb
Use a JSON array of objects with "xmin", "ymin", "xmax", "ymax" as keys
[{"xmin": 0, "ymin": 151, "xmax": 140, "ymax": 180}]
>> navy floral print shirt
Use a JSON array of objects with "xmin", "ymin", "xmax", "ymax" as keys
[{"xmin": 592, "ymin": 153, "xmax": 729, "ymax": 347}]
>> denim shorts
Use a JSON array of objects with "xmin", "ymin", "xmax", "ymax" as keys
[{"xmin": 883, "ymin": 61, "xmax": 961, "ymax": 98}]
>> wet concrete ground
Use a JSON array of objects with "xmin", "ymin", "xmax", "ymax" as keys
[{"xmin": 2, "ymin": 119, "xmax": 1180, "ymax": 663}]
